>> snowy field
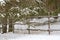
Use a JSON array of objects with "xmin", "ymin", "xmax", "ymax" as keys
[{"xmin": 0, "ymin": 32, "xmax": 60, "ymax": 40}]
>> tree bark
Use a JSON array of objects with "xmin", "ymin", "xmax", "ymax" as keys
[{"xmin": 2, "ymin": 17, "xmax": 7, "ymax": 33}]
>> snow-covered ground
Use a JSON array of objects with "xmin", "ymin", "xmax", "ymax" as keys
[{"xmin": 0, "ymin": 32, "xmax": 60, "ymax": 40}]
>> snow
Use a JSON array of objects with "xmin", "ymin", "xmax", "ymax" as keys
[
  {"xmin": 0, "ymin": 0, "xmax": 4, "ymax": 2},
  {"xmin": 9, "ymin": 35, "xmax": 60, "ymax": 40},
  {"xmin": 0, "ymin": 32, "xmax": 60, "ymax": 40},
  {"xmin": 30, "ymin": 17, "xmax": 54, "ymax": 23},
  {"xmin": 30, "ymin": 18, "xmax": 48, "ymax": 23},
  {"xmin": 0, "ymin": 0, "xmax": 5, "ymax": 4},
  {"xmin": 14, "ymin": 24, "xmax": 28, "ymax": 29}
]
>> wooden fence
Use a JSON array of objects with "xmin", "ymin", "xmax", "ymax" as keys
[
  {"xmin": 13, "ymin": 15, "xmax": 60, "ymax": 35},
  {"xmin": 0, "ymin": 13, "xmax": 60, "ymax": 35}
]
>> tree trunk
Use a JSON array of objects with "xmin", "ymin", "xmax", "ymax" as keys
[
  {"xmin": 2, "ymin": 17, "xmax": 7, "ymax": 33},
  {"xmin": 8, "ymin": 18, "xmax": 14, "ymax": 32}
]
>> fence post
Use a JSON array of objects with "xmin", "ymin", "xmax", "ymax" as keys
[
  {"xmin": 48, "ymin": 12, "xmax": 51, "ymax": 35},
  {"xmin": 28, "ymin": 25, "xmax": 30, "ymax": 34},
  {"xmin": 26, "ymin": 19, "xmax": 31, "ymax": 34}
]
